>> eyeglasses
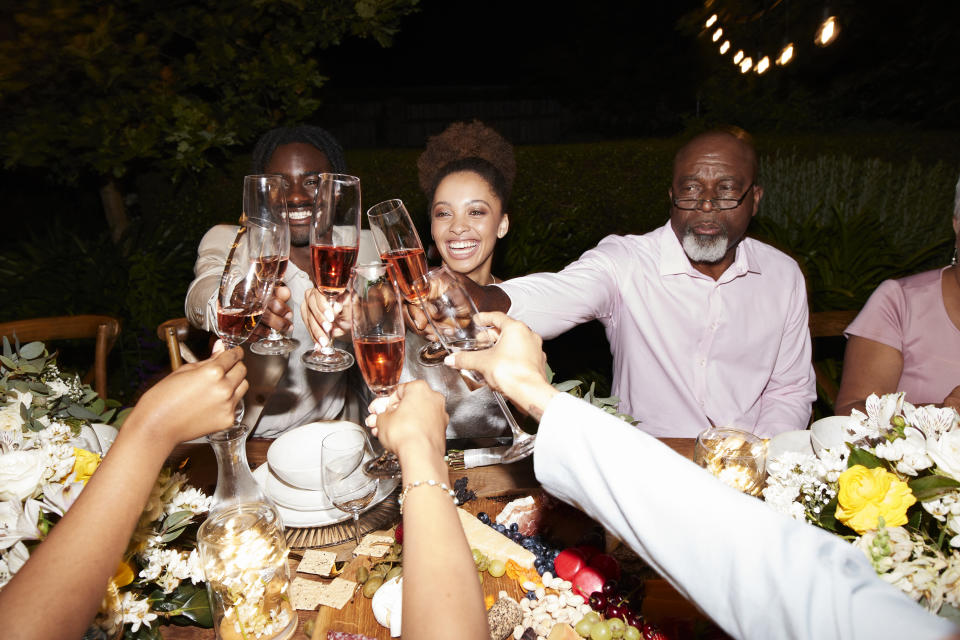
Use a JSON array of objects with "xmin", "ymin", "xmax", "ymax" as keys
[{"xmin": 672, "ymin": 182, "xmax": 755, "ymax": 211}]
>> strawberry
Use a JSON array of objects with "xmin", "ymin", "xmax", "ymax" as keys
[{"xmin": 394, "ymin": 523, "xmax": 403, "ymax": 544}]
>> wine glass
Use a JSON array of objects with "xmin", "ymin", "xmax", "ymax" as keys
[
  {"xmin": 349, "ymin": 263, "xmax": 406, "ymax": 478},
  {"xmin": 248, "ymin": 174, "xmax": 300, "ymax": 356},
  {"xmin": 301, "ymin": 173, "xmax": 361, "ymax": 372},
  {"xmin": 366, "ymin": 199, "xmax": 446, "ymax": 366},
  {"xmin": 209, "ymin": 218, "xmax": 283, "ymax": 420},
  {"xmin": 321, "ymin": 429, "xmax": 380, "ymax": 545},
  {"xmin": 417, "ymin": 266, "xmax": 536, "ymax": 463},
  {"xmin": 694, "ymin": 426, "xmax": 767, "ymax": 496}
]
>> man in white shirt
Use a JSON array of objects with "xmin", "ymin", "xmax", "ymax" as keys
[
  {"xmin": 456, "ymin": 129, "xmax": 815, "ymax": 436},
  {"xmin": 186, "ymin": 126, "xmax": 374, "ymax": 436}
]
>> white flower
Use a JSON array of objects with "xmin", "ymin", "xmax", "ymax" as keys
[
  {"xmin": 0, "ymin": 404, "xmax": 24, "ymax": 442},
  {"xmin": 909, "ymin": 405, "xmax": 959, "ymax": 440},
  {"xmin": 166, "ymin": 487, "xmax": 213, "ymax": 516},
  {"xmin": 44, "ymin": 378, "xmax": 71, "ymax": 400},
  {"xmin": 41, "ymin": 480, "xmax": 86, "ymax": 516},
  {"xmin": 0, "ymin": 498, "xmax": 43, "ymax": 550},
  {"xmin": 119, "ymin": 592, "xmax": 158, "ymax": 632},
  {"xmin": 928, "ymin": 430, "xmax": 960, "ymax": 481},
  {"xmin": 874, "ymin": 427, "xmax": 933, "ymax": 475},
  {"xmin": 0, "ymin": 450, "xmax": 45, "ymax": 501}
]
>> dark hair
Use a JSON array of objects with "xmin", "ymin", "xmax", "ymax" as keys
[
  {"xmin": 428, "ymin": 157, "xmax": 511, "ymax": 206},
  {"xmin": 250, "ymin": 125, "xmax": 347, "ymax": 174},
  {"xmin": 417, "ymin": 121, "xmax": 515, "ymax": 205}
]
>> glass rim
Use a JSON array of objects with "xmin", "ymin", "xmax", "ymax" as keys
[
  {"xmin": 304, "ymin": 172, "xmax": 360, "ymax": 184},
  {"xmin": 366, "ymin": 198, "xmax": 406, "ymax": 218}
]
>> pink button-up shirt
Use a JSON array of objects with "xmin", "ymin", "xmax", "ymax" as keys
[{"xmin": 499, "ymin": 222, "xmax": 815, "ymax": 437}]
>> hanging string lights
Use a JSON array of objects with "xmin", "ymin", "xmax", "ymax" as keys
[{"xmin": 703, "ymin": 3, "xmax": 840, "ymax": 76}]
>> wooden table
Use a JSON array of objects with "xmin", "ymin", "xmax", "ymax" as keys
[{"xmin": 160, "ymin": 438, "xmax": 710, "ymax": 639}]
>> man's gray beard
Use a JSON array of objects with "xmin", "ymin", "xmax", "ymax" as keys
[{"xmin": 682, "ymin": 230, "xmax": 729, "ymax": 264}]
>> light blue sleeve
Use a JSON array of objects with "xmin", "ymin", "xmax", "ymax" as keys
[{"xmin": 533, "ymin": 393, "xmax": 955, "ymax": 640}]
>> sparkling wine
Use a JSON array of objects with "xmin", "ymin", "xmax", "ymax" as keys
[
  {"xmin": 381, "ymin": 247, "xmax": 428, "ymax": 302},
  {"xmin": 256, "ymin": 255, "xmax": 288, "ymax": 281},
  {"xmin": 311, "ymin": 245, "xmax": 358, "ymax": 294},
  {"xmin": 217, "ymin": 307, "xmax": 262, "ymax": 346},
  {"xmin": 354, "ymin": 334, "xmax": 405, "ymax": 395}
]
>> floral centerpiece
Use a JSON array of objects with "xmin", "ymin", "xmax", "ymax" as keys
[
  {"xmin": 0, "ymin": 338, "xmax": 215, "ymax": 639},
  {"xmin": 763, "ymin": 392, "xmax": 960, "ymax": 617}
]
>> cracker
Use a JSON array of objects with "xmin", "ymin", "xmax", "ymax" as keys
[
  {"xmin": 297, "ymin": 549, "xmax": 337, "ymax": 576},
  {"xmin": 352, "ymin": 532, "xmax": 394, "ymax": 557},
  {"xmin": 291, "ymin": 577, "xmax": 325, "ymax": 610},
  {"xmin": 316, "ymin": 577, "xmax": 357, "ymax": 610}
]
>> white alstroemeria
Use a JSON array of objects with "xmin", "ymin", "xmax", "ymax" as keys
[
  {"xmin": 940, "ymin": 554, "xmax": 960, "ymax": 608},
  {"xmin": 849, "ymin": 392, "xmax": 906, "ymax": 441},
  {"xmin": 909, "ymin": 405, "xmax": 960, "ymax": 440},
  {"xmin": 9, "ymin": 389, "xmax": 34, "ymax": 410},
  {"xmin": 4, "ymin": 541, "xmax": 30, "ymax": 574},
  {"xmin": 119, "ymin": 592, "xmax": 158, "ymax": 632},
  {"xmin": 874, "ymin": 426, "xmax": 933, "ymax": 475},
  {"xmin": 0, "ymin": 498, "xmax": 43, "ymax": 550},
  {"xmin": 0, "ymin": 450, "xmax": 46, "ymax": 502},
  {"xmin": 818, "ymin": 446, "xmax": 850, "ymax": 482},
  {"xmin": 41, "ymin": 479, "xmax": 86, "ymax": 516},
  {"xmin": 928, "ymin": 430, "xmax": 960, "ymax": 481},
  {"xmin": 44, "ymin": 377, "xmax": 71, "ymax": 400}
]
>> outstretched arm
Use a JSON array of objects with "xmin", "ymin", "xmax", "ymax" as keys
[
  {"xmin": 446, "ymin": 313, "xmax": 953, "ymax": 640},
  {"xmin": 0, "ymin": 348, "xmax": 248, "ymax": 640},
  {"xmin": 367, "ymin": 381, "xmax": 487, "ymax": 640}
]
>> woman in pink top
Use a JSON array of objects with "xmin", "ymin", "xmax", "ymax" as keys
[{"xmin": 835, "ymin": 174, "xmax": 960, "ymax": 415}]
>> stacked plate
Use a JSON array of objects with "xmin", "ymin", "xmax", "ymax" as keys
[{"xmin": 255, "ymin": 420, "xmax": 398, "ymax": 528}]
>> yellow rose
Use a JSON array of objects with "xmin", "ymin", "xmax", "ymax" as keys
[
  {"xmin": 71, "ymin": 448, "xmax": 102, "ymax": 484},
  {"xmin": 836, "ymin": 465, "xmax": 916, "ymax": 534},
  {"xmin": 113, "ymin": 560, "xmax": 135, "ymax": 588}
]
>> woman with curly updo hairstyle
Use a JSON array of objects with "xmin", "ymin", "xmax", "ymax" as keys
[{"xmin": 417, "ymin": 121, "xmax": 515, "ymax": 287}]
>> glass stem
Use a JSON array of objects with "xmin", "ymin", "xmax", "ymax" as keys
[{"xmin": 352, "ymin": 512, "xmax": 362, "ymax": 545}]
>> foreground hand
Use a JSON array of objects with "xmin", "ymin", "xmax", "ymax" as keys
[
  {"xmin": 444, "ymin": 312, "xmax": 558, "ymax": 419},
  {"xmin": 254, "ymin": 285, "xmax": 294, "ymax": 338},
  {"xmin": 301, "ymin": 288, "xmax": 351, "ymax": 348},
  {"xmin": 132, "ymin": 347, "xmax": 248, "ymax": 447},
  {"xmin": 365, "ymin": 381, "xmax": 448, "ymax": 462},
  {"xmin": 943, "ymin": 386, "xmax": 960, "ymax": 412}
]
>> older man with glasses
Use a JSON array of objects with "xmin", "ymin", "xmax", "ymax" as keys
[{"xmin": 457, "ymin": 127, "xmax": 815, "ymax": 437}]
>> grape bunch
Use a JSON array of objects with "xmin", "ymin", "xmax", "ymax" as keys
[
  {"xmin": 476, "ymin": 512, "xmax": 561, "ymax": 576},
  {"xmin": 471, "ymin": 548, "xmax": 507, "ymax": 578},
  {"xmin": 453, "ymin": 477, "xmax": 477, "ymax": 504},
  {"xmin": 577, "ymin": 578, "xmax": 666, "ymax": 640}
]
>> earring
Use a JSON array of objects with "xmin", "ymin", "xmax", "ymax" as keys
[{"xmin": 953, "ymin": 247, "xmax": 958, "ymax": 266}]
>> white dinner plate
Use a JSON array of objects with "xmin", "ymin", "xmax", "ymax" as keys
[{"xmin": 253, "ymin": 464, "xmax": 398, "ymax": 528}]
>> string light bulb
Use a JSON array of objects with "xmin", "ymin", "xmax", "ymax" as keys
[
  {"xmin": 815, "ymin": 15, "xmax": 839, "ymax": 46},
  {"xmin": 739, "ymin": 57, "xmax": 753, "ymax": 73},
  {"xmin": 776, "ymin": 43, "xmax": 795, "ymax": 65},
  {"xmin": 755, "ymin": 56, "xmax": 770, "ymax": 74},
  {"xmin": 733, "ymin": 50, "xmax": 744, "ymax": 64},
  {"xmin": 712, "ymin": 28, "xmax": 723, "ymax": 42},
  {"xmin": 705, "ymin": 14, "xmax": 718, "ymax": 28},
  {"xmin": 719, "ymin": 40, "xmax": 730, "ymax": 54}
]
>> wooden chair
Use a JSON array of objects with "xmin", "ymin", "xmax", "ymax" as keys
[
  {"xmin": 0, "ymin": 315, "xmax": 121, "ymax": 399},
  {"xmin": 156, "ymin": 318, "xmax": 211, "ymax": 371},
  {"xmin": 809, "ymin": 310, "xmax": 860, "ymax": 407}
]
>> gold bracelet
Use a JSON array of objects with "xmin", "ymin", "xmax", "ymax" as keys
[{"xmin": 398, "ymin": 479, "xmax": 458, "ymax": 514}]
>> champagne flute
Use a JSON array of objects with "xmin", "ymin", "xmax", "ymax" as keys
[
  {"xmin": 209, "ymin": 218, "xmax": 283, "ymax": 420},
  {"xmin": 246, "ymin": 174, "xmax": 300, "ymax": 356},
  {"xmin": 366, "ymin": 199, "xmax": 446, "ymax": 366},
  {"xmin": 321, "ymin": 429, "xmax": 380, "ymax": 545},
  {"xmin": 417, "ymin": 266, "xmax": 536, "ymax": 463},
  {"xmin": 349, "ymin": 263, "xmax": 406, "ymax": 478},
  {"xmin": 301, "ymin": 173, "xmax": 361, "ymax": 372}
]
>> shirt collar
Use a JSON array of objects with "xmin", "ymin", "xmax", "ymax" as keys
[{"xmin": 657, "ymin": 220, "xmax": 762, "ymax": 280}]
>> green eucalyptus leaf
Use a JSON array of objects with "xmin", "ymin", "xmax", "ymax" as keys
[
  {"xmin": 91, "ymin": 397, "xmax": 105, "ymax": 414},
  {"xmin": 113, "ymin": 407, "xmax": 133, "ymax": 428},
  {"xmin": 163, "ymin": 510, "xmax": 196, "ymax": 531},
  {"xmin": 552, "ymin": 380, "xmax": 582, "ymax": 393},
  {"xmin": 909, "ymin": 475, "xmax": 960, "ymax": 502},
  {"xmin": 27, "ymin": 381, "xmax": 49, "ymax": 394},
  {"xmin": 100, "ymin": 408, "xmax": 116, "ymax": 424},
  {"xmin": 27, "ymin": 418, "xmax": 46, "ymax": 432},
  {"xmin": 2, "ymin": 337, "xmax": 11, "ymax": 358},
  {"xmin": 18, "ymin": 342, "xmax": 44, "ymax": 359},
  {"xmin": 0, "ymin": 355, "xmax": 18, "ymax": 370},
  {"xmin": 66, "ymin": 403, "xmax": 102, "ymax": 421},
  {"xmin": 18, "ymin": 363, "xmax": 40, "ymax": 374},
  {"xmin": 81, "ymin": 389, "xmax": 98, "ymax": 404},
  {"xmin": 847, "ymin": 445, "xmax": 885, "ymax": 469}
]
